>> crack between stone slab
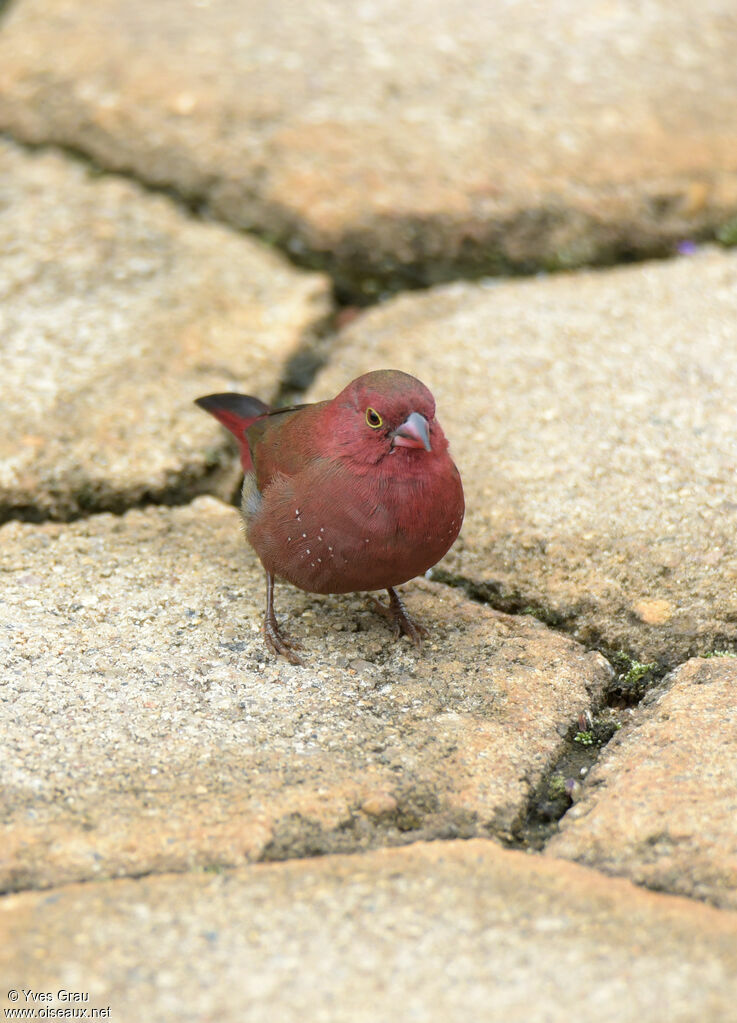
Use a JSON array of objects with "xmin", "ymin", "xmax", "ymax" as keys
[
  {"xmin": 1, "ymin": 129, "xmax": 344, "ymax": 526},
  {"xmin": 3, "ymin": 133, "xmax": 737, "ymax": 309},
  {"xmin": 496, "ymin": 680, "xmax": 668, "ymax": 854},
  {"xmin": 427, "ymin": 565, "xmax": 673, "ymax": 851},
  {"xmin": 430, "ymin": 565, "xmax": 669, "ymax": 678},
  {"xmin": 2, "ymin": 833, "xmax": 724, "ymax": 915},
  {"xmin": 0, "ymin": 304, "xmax": 340, "ymax": 527},
  {"xmin": 0, "ymin": 458, "xmax": 234, "ymax": 526},
  {"xmin": 0, "ymin": 810, "xmax": 486, "ymax": 899},
  {"xmin": 0, "ymin": 130, "xmax": 356, "ymax": 303},
  {"xmin": 0, "ymin": 836, "xmax": 467, "ymax": 899}
]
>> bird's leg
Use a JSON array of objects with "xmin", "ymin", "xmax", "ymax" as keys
[
  {"xmin": 263, "ymin": 571, "xmax": 303, "ymax": 665},
  {"xmin": 387, "ymin": 586, "xmax": 428, "ymax": 646},
  {"xmin": 369, "ymin": 587, "xmax": 428, "ymax": 647}
]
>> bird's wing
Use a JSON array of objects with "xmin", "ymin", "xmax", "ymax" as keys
[{"xmin": 247, "ymin": 400, "xmax": 330, "ymax": 488}]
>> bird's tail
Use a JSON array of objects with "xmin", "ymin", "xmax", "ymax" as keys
[{"xmin": 194, "ymin": 392, "xmax": 270, "ymax": 472}]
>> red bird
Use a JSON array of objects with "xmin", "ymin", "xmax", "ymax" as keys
[{"xmin": 195, "ymin": 370, "xmax": 464, "ymax": 663}]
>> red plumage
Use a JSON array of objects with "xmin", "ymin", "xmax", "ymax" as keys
[{"xmin": 195, "ymin": 369, "xmax": 464, "ymax": 662}]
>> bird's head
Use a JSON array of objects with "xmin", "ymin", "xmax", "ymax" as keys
[{"xmin": 328, "ymin": 369, "xmax": 448, "ymax": 467}]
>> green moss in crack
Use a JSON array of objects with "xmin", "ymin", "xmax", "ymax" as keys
[
  {"xmin": 592, "ymin": 709, "xmax": 623, "ymax": 744},
  {"xmin": 74, "ymin": 481, "xmax": 103, "ymax": 513},
  {"xmin": 573, "ymin": 730, "xmax": 595, "ymax": 746},
  {"xmin": 519, "ymin": 604, "xmax": 568, "ymax": 628},
  {"xmin": 573, "ymin": 707, "xmax": 623, "ymax": 751},
  {"xmin": 607, "ymin": 651, "xmax": 658, "ymax": 704},
  {"xmin": 716, "ymin": 216, "xmax": 737, "ymax": 248},
  {"xmin": 547, "ymin": 774, "xmax": 568, "ymax": 801}
]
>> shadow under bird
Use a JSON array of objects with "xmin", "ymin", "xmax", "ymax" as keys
[{"xmin": 195, "ymin": 369, "xmax": 464, "ymax": 664}]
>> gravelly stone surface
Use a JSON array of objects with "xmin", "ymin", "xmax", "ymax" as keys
[
  {"xmin": 1, "ymin": 0, "xmax": 736, "ymax": 296},
  {"xmin": 311, "ymin": 248, "xmax": 737, "ymax": 666},
  {"xmin": 3, "ymin": 0, "xmax": 737, "ymax": 1001},
  {"xmin": 3, "ymin": 840, "xmax": 737, "ymax": 1023},
  {"xmin": 0, "ymin": 498, "xmax": 610, "ymax": 891},
  {"xmin": 547, "ymin": 657, "xmax": 737, "ymax": 910},
  {"xmin": 0, "ymin": 138, "xmax": 330, "ymax": 522}
]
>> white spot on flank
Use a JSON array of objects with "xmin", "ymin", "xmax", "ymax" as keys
[
  {"xmin": 295, "ymin": 508, "xmax": 300, "ymax": 516},
  {"xmin": 302, "ymin": 532, "xmax": 307, "ymax": 538},
  {"xmin": 306, "ymin": 549, "xmax": 311, "ymax": 554}
]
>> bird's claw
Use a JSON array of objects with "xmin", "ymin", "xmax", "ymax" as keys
[
  {"xmin": 263, "ymin": 615, "xmax": 303, "ymax": 666},
  {"xmin": 397, "ymin": 611, "xmax": 429, "ymax": 647},
  {"xmin": 370, "ymin": 588, "xmax": 428, "ymax": 648}
]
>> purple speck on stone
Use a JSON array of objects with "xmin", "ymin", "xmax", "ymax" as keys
[{"xmin": 677, "ymin": 240, "xmax": 699, "ymax": 255}]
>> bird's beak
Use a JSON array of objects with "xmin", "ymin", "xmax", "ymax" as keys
[{"xmin": 391, "ymin": 411, "xmax": 432, "ymax": 452}]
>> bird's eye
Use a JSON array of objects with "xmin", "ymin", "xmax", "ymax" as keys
[{"xmin": 365, "ymin": 407, "xmax": 383, "ymax": 429}]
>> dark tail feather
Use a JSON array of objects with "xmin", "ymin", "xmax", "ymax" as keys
[{"xmin": 194, "ymin": 392, "xmax": 270, "ymax": 472}]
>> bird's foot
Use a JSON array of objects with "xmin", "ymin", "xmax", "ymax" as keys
[
  {"xmin": 263, "ymin": 613, "xmax": 303, "ymax": 666},
  {"xmin": 370, "ymin": 587, "xmax": 428, "ymax": 648},
  {"xmin": 262, "ymin": 570, "xmax": 303, "ymax": 665}
]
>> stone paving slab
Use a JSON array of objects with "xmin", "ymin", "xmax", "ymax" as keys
[
  {"xmin": 311, "ymin": 248, "xmax": 737, "ymax": 667},
  {"xmin": 1, "ymin": 1, "xmax": 736, "ymax": 296},
  {"xmin": 0, "ymin": 498, "xmax": 610, "ymax": 891},
  {"xmin": 547, "ymin": 657, "xmax": 737, "ymax": 910},
  {"xmin": 2, "ymin": 840, "xmax": 737, "ymax": 1023},
  {"xmin": 0, "ymin": 138, "xmax": 330, "ymax": 522}
]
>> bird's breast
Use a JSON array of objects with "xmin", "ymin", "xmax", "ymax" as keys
[{"xmin": 246, "ymin": 454, "xmax": 464, "ymax": 594}]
